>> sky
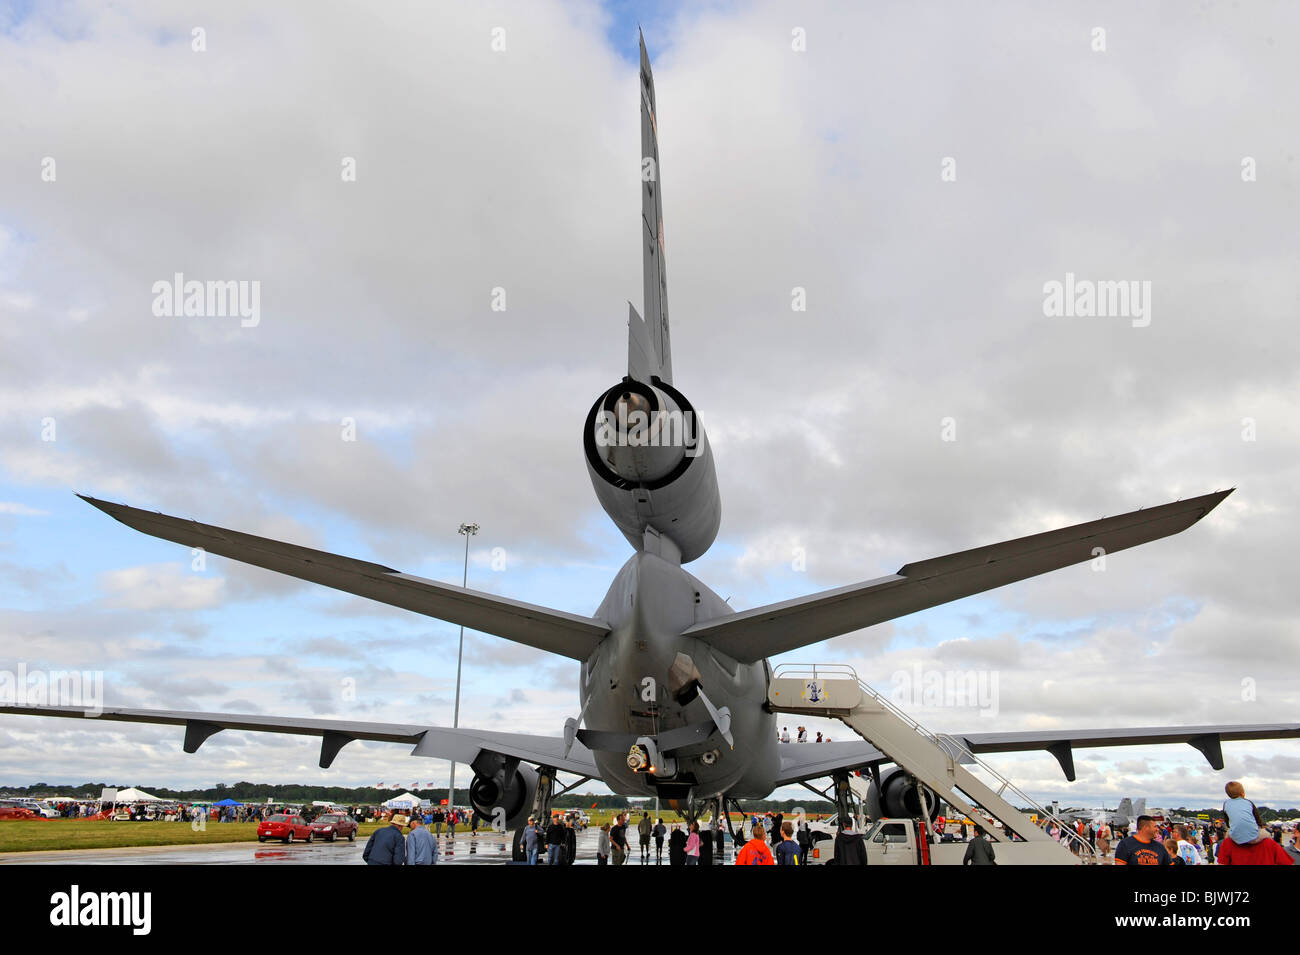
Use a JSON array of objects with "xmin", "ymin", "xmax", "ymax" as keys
[{"xmin": 0, "ymin": 0, "xmax": 1297, "ymax": 809}]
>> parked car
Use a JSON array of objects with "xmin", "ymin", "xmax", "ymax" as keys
[
  {"xmin": 0, "ymin": 799, "xmax": 42, "ymax": 820},
  {"xmin": 309, "ymin": 813, "xmax": 358, "ymax": 842},
  {"xmin": 257, "ymin": 813, "xmax": 314, "ymax": 843}
]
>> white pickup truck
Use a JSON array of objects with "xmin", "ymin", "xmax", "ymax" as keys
[{"xmin": 806, "ymin": 816, "xmax": 1074, "ymax": 865}]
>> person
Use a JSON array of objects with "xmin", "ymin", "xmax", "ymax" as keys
[
  {"xmin": 597, "ymin": 823, "xmax": 611, "ymax": 865},
  {"xmin": 1284, "ymin": 830, "xmax": 1300, "ymax": 865},
  {"xmin": 770, "ymin": 812, "xmax": 783, "ymax": 846},
  {"xmin": 669, "ymin": 824, "xmax": 687, "ymax": 865},
  {"xmin": 1222, "ymin": 781, "xmax": 1265, "ymax": 847},
  {"xmin": 610, "ymin": 813, "xmax": 629, "ymax": 865},
  {"xmin": 432, "ymin": 807, "xmax": 444, "ymax": 837},
  {"xmin": 653, "ymin": 817, "xmax": 667, "ymax": 862},
  {"xmin": 833, "ymin": 819, "xmax": 868, "ymax": 865},
  {"xmin": 796, "ymin": 821, "xmax": 813, "ymax": 865},
  {"xmin": 1162, "ymin": 838, "xmax": 1186, "ymax": 865},
  {"xmin": 523, "ymin": 816, "xmax": 540, "ymax": 865},
  {"xmin": 363, "ymin": 813, "xmax": 407, "ymax": 865},
  {"xmin": 685, "ymin": 822, "xmax": 702, "ymax": 865},
  {"xmin": 447, "ymin": 809, "xmax": 456, "ymax": 839},
  {"xmin": 638, "ymin": 812, "xmax": 652, "ymax": 862},
  {"xmin": 1217, "ymin": 832, "xmax": 1295, "ymax": 866},
  {"xmin": 797, "ymin": 726, "xmax": 807, "ymax": 743},
  {"xmin": 1173, "ymin": 825, "xmax": 1204, "ymax": 865},
  {"xmin": 713, "ymin": 815, "xmax": 725, "ymax": 859},
  {"xmin": 774, "ymin": 821, "xmax": 800, "ymax": 865},
  {"xmin": 546, "ymin": 814, "xmax": 567, "ymax": 865},
  {"xmin": 735, "ymin": 824, "xmax": 775, "ymax": 865},
  {"xmin": 406, "ymin": 816, "xmax": 438, "ymax": 865},
  {"xmin": 1114, "ymin": 815, "xmax": 1173, "ymax": 866},
  {"xmin": 780, "ymin": 726, "xmax": 791, "ymax": 743},
  {"xmin": 963, "ymin": 825, "xmax": 996, "ymax": 865},
  {"xmin": 815, "ymin": 732, "xmax": 823, "ymax": 743}
]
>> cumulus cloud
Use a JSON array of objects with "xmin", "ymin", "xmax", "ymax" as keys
[{"xmin": 0, "ymin": 1, "xmax": 1296, "ymax": 804}]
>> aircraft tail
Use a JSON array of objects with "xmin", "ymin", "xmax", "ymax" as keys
[
  {"xmin": 1132, "ymin": 798, "xmax": 1147, "ymax": 818},
  {"xmin": 1117, "ymin": 797, "xmax": 1132, "ymax": 818},
  {"xmin": 630, "ymin": 29, "xmax": 673, "ymax": 385}
]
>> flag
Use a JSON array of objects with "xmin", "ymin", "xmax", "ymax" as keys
[{"xmin": 591, "ymin": 802, "xmax": 598, "ymax": 809}]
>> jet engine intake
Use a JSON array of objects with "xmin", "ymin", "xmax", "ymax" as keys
[
  {"xmin": 584, "ymin": 377, "xmax": 720, "ymax": 562},
  {"xmin": 866, "ymin": 767, "xmax": 941, "ymax": 821},
  {"xmin": 468, "ymin": 755, "xmax": 537, "ymax": 829}
]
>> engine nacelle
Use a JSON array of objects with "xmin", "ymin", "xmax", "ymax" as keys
[
  {"xmin": 468, "ymin": 755, "xmax": 537, "ymax": 830},
  {"xmin": 865, "ymin": 767, "xmax": 941, "ymax": 821},
  {"xmin": 584, "ymin": 377, "xmax": 721, "ymax": 563}
]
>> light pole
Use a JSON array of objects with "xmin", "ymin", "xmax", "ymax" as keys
[{"xmin": 447, "ymin": 521, "xmax": 478, "ymax": 814}]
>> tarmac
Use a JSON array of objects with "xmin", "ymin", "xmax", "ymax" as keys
[{"xmin": 0, "ymin": 828, "xmax": 731, "ymax": 865}]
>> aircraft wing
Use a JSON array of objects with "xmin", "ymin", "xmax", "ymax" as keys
[
  {"xmin": 0, "ymin": 703, "xmax": 601, "ymax": 777},
  {"xmin": 78, "ymin": 496, "xmax": 609, "ymax": 661},
  {"xmin": 959, "ymin": 722, "xmax": 1300, "ymax": 781},
  {"xmin": 685, "ymin": 489, "xmax": 1232, "ymax": 663},
  {"xmin": 770, "ymin": 720, "xmax": 1299, "ymax": 786},
  {"xmin": 775, "ymin": 740, "xmax": 886, "ymax": 787}
]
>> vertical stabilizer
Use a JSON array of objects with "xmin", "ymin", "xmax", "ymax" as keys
[{"xmin": 634, "ymin": 29, "xmax": 673, "ymax": 384}]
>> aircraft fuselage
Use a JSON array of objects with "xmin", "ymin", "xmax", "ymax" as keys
[{"xmin": 579, "ymin": 552, "xmax": 779, "ymax": 800}]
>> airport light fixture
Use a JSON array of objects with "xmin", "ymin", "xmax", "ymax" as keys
[{"xmin": 448, "ymin": 521, "xmax": 479, "ymax": 811}]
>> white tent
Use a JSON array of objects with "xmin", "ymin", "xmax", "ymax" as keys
[
  {"xmin": 383, "ymin": 792, "xmax": 421, "ymax": 809},
  {"xmin": 114, "ymin": 787, "xmax": 164, "ymax": 802}
]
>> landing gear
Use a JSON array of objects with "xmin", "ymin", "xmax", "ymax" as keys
[
  {"xmin": 512, "ymin": 764, "xmax": 570, "ymax": 864},
  {"xmin": 833, "ymin": 770, "xmax": 855, "ymax": 830},
  {"xmin": 723, "ymin": 796, "xmax": 746, "ymax": 847}
]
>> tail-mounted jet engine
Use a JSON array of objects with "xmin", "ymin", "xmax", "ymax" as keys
[
  {"xmin": 865, "ymin": 767, "xmax": 941, "ymax": 821},
  {"xmin": 584, "ymin": 377, "xmax": 721, "ymax": 563},
  {"xmin": 468, "ymin": 751, "xmax": 538, "ymax": 829}
]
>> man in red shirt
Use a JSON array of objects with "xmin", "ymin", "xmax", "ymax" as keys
[{"xmin": 1217, "ymin": 834, "xmax": 1294, "ymax": 866}]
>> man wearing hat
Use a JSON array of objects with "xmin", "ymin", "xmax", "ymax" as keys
[
  {"xmin": 363, "ymin": 813, "xmax": 408, "ymax": 865},
  {"xmin": 406, "ymin": 814, "xmax": 438, "ymax": 865}
]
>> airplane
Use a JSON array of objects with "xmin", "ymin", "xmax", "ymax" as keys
[
  {"xmin": 4, "ymin": 32, "xmax": 1298, "ymax": 858},
  {"xmin": 1057, "ymin": 797, "xmax": 1143, "ymax": 829}
]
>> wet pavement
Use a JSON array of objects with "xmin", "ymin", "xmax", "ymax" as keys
[{"xmin": 0, "ymin": 829, "xmax": 735, "ymax": 865}]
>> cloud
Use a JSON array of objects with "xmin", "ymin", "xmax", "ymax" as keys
[
  {"xmin": 98, "ymin": 562, "xmax": 226, "ymax": 612},
  {"xmin": 0, "ymin": 1, "xmax": 1296, "ymax": 803}
]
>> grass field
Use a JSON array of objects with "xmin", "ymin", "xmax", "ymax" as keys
[
  {"xmin": 0, "ymin": 819, "xmax": 388, "ymax": 853},
  {"xmin": 0, "ymin": 809, "xmax": 835, "ymax": 853}
]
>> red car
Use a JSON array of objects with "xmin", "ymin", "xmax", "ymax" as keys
[
  {"xmin": 0, "ymin": 801, "xmax": 40, "ymax": 820},
  {"xmin": 309, "ymin": 813, "xmax": 358, "ymax": 842},
  {"xmin": 257, "ymin": 814, "xmax": 314, "ymax": 843}
]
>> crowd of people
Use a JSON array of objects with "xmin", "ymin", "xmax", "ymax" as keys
[{"xmin": 1103, "ymin": 782, "xmax": 1297, "ymax": 866}]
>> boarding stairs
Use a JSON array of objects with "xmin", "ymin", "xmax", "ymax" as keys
[{"xmin": 769, "ymin": 664, "xmax": 1096, "ymax": 864}]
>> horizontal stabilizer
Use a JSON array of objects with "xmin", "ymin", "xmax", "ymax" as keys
[
  {"xmin": 685, "ymin": 490, "xmax": 1233, "ymax": 663},
  {"xmin": 79, "ymin": 496, "xmax": 609, "ymax": 660}
]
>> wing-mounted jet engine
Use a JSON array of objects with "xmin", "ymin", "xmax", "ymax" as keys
[
  {"xmin": 468, "ymin": 750, "xmax": 538, "ymax": 829},
  {"xmin": 864, "ymin": 766, "xmax": 941, "ymax": 822}
]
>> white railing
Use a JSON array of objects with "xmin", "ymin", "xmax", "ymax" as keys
[{"xmin": 772, "ymin": 663, "xmax": 1098, "ymax": 863}]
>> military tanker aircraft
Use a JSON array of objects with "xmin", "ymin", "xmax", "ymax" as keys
[{"xmin": 4, "ymin": 34, "xmax": 1296, "ymax": 851}]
